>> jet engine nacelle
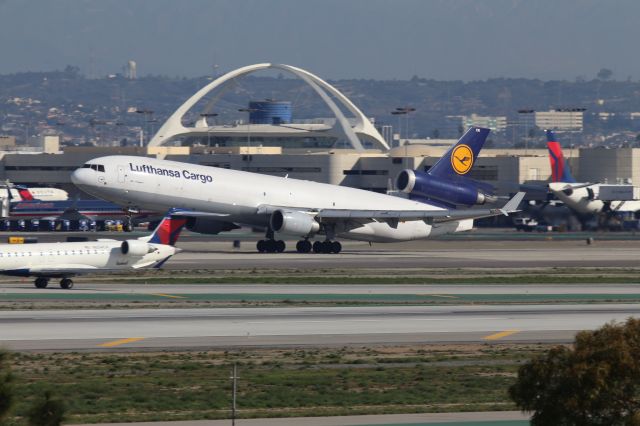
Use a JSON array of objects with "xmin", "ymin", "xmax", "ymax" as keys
[
  {"xmin": 186, "ymin": 217, "xmax": 240, "ymax": 235},
  {"xmin": 270, "ymin": 209, "xmax": 320, "ymax": 237},
  {"xmin": 396, "ymin": 169, "xmax": 495, "ymax": 206},
  {"xmin": 121, "ymin": 240, "xmax": 153, "ymax": 256}
]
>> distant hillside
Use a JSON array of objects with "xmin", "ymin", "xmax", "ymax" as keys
[{"xmin": 1, "ymin": 69, "xmax": 640, "ymax": 146}]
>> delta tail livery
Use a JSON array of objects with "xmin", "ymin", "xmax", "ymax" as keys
[
  {"xmin": 546, "ymin": 130, "xmax": 640, "ymax": 217},
  {"xmin": 0, "ymin": 210, "xmax": 186, "ymax": 289},
  {"xmin": 72, "ymin": 127, "xmax": 524, "ymax": 254}
]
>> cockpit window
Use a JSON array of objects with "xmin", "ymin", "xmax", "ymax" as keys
[{"xmin": 83, "ymin": 163, "xmax": 105, "ymax": 172}]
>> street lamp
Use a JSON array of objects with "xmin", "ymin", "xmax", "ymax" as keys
[
  {"xmin": 200, "ymin": 113, "xmax": 218, "ymax": 146},
  {"xmin": 238, "ymin": 107, "xmax": 258, "ymax": 150},
  {"xmin": 391, "ymin": 107, "xmax": 416, "ymax": 168},
  {"xmin": 135, "ymin": 109, "xmax": 154, "ymax": 145}
]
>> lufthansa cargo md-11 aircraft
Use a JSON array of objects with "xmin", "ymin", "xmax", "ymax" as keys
[{"xmin": 72, "ymin": 128, "xmax": 524, "ymax": 253}]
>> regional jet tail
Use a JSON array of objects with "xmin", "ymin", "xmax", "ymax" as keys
[
  {"xmin": 0, "ymin": 210, "xmax": 186, "ymax": 289},
  {"xmin": 396, "ymin": 127, "xmax": 497, "ymax": 207}
]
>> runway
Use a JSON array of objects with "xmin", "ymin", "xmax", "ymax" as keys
[
  {"xmin": 2, "ymin": 303, "xmax": 638, "ymax": 351},
  {"xmin": 166, "ymin": 238, "xmax": 640, "ymax": 269}
]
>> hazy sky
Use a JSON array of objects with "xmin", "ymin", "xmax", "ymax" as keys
[{"xmin": 0, "ymin": 0, "xmax": 637, "ymax": 81}]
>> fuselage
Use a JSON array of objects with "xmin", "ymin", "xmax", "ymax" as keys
[
  {"xmin": 0, "ymin": 239, "xmax": 177, "ymax": 276},
  {"xmin": 549, "ymin": 182, "xmax": 640, "ymax": 216},
  {"xmin": 8, "ymin": 199, "xmax": 150, "ymax": 221},
  {"xmin": 72, "ymin": 156, "xmax": 473, "ymax": 242}
]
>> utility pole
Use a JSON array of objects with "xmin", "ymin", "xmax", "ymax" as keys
[{"xmin": 230, "ymin": 363, "xmax": 238, "ymax": 426}]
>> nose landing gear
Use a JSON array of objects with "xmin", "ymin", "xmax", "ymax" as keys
[{"xmin": 34, "ymin": 277, "xmax": 49, "ymax": 289}]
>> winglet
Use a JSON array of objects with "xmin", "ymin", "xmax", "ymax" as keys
[{"xmin": 499, "ymin": 192, "xmax": 526, "ymax": 216}]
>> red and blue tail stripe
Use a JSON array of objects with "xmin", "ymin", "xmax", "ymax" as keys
[
  {"xmin": 546, "ymin": 130, "xmax": 576, "ymax": 183},
  {"xmin": 148, "ymin": 210, "xmax": 187, "ymax": 246}
]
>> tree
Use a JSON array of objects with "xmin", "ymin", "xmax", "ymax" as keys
[
  {"xmin": 509, "ymin": 318, "xmax": 640, "ymax": 425},
  {"xmin": 597, "ymin": 68, "xmax": 613, "ymax": 81},
  {"xmin": 27, "ymin": 391, "xmax": 66, "ymax": 426},
  {"xmin": 0, "ymin": 350, "xmax": 14, "ymax": 422}
]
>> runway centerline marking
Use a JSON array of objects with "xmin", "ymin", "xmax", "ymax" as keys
[
  {"xmin": 484, "ymin": 329, "xmax": 520, "ymax": 341},
  {"xmin": 98, "ymin": 337, "xmax": 145, "ymax": 348},
  {"xmin": 417, "ymin": 294, "xmax": 459, "ymax": 299},
  {"xmin": 151, "ymin": 293, "xmax": 187, "ymax": 299}
]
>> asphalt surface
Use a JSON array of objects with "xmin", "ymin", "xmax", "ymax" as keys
[
  {"xmin": 75, "ymin": 411, "xmax": 529, "ymax": 426},
  {"xmin": 0, "ymin": 283, "xmax": 638, "ymax": 295},
  {"xmin": 1, "ymin": 303, "xmax": 638, "ymax": 351}
]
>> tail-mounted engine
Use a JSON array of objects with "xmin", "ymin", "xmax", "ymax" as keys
[{"xmin": 396, "ymin": 169, "xmax": 496, "ymax": 206}]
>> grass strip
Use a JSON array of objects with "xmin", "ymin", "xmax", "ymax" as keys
[{"xmin": 7, "ymin": 344, "xmax": 542, "ymax": 424}]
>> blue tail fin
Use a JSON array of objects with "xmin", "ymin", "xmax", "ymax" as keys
[
  {"xmin": 147, "ymin": 209, "xmax": 187, "ymax": 246},
  {"xmin": 546, "ymin": 130, "xmax": 576, "ymax": 183},
  {"xmin": 427, "ymin": 127, "xmax": 490, "ymax": 179}
]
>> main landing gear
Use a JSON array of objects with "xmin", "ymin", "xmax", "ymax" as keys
[
  {"xmin": 60, "ymin": 278, "xmax": 74, "ymax": 290},
  {"xmin": 257, "ymin": 239, "xmax": 342, "ymax": 254},
  {"xmin": 294, "ymin": 239, "xmax": 341, "ymax": 254},
  {"xmin": 311, "ymin": 240, "xmax": 342, "ymax": 254},
  {"xmin": 33, "ymin": 277, "xmax": 74, "ymax": 290},
  {"xmin": 256, "ymin": 239, "xmax": 286, "ymax": 253}
]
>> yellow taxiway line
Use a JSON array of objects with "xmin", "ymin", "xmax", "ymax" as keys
[
  {"xmin": 151, "ymin": 293, "xmax": 187, "ymax": 299},
  {"xmin": 98, "ymin": 337, "xmax": 145, "ymax": 348},
  {"xmin": 483, "ymin": 329, "xmax": 520, "ymax": 341}
]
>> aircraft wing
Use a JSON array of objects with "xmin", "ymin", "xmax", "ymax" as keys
[
  {"xmin": 168, "ymin": 210, "xmax": 230, "ymax": 218},
  {"xmin": 166, "ymin": 193, "xmax": 524, "ymax": 227},
  {"xmin": 316, "ymin": 192, "xmax": 525, "ymax": 224}
]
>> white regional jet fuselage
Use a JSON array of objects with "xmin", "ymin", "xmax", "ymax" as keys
[
  {"xmin": 548, "ymin": 182, "xmax": 640, "ymax": 215},
  {"xmin": 0, "ymin": 238, "xmax": 179, "ymax": 289},
  {"xmin": 72, "ymin": 156, "xmax": 472, "ymax": 243}
]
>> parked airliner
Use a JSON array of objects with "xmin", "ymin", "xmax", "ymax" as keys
[
  {"xmin": 72, "ymin": 127, "xmax": 523, "ymax": 254},
  {"xmin": 0, "ymin": 210, "xmax": 186, "ymax": 289},
  {"xmin": 547, "ymin": 130, "xmax": 640, "ymax": 217}
]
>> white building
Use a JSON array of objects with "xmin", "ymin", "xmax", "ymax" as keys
[
  {"xmin": 461, "ymin": 114, "xmax": 508, "ymax": 133},
  {"xmin": 534, "ymin": 110, "xmax": 584, "ymax": 132}
]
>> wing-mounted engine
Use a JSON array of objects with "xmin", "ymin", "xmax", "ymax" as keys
[
  {"xmin": 121, "ymin": 240, "xmax": 154, "ymax": 256},
  {"xmin": 270, "ymin": 209, "xmax": 320, "ymax": 237},
  {"xmin": 396, "ymin": 169, "xmax": 496, "ymax": 206}
]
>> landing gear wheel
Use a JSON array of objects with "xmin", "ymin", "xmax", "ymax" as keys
[
  {"xmin": 257, "ymin": 240, "xmax": 266, "ymax": 253},
  {"xmin": 275, "ymin": 240, "xmax": 286, "ymax": 253},
  {"xmin": 60, "ymin": 278, "xmax": 74, "ymax": 290},
  {"xmin": 296, "ymin": 240, "xmax": 312, "ymax": 253},
  {"xmin": 321, "ymin": 241, "xmax": 333, "ymax": 254},
  {"xmin": 330, "ymin": 241, "xmax": 342, "ymax": 254},
  {"xmin": 312, "ymin": 241, "xmax": 322, "ymax": 253},
  {"xmin": 265, "ymin": 239, "xmax": 277, "ymax": 253},
  {"xmin": 34, "ymin": 277, "xmax": 48, "ymax": 289}
]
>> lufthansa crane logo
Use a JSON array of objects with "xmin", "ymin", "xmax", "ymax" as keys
[{"xmin": 451, "ymin": 144, "xmax": 474, "ymax": 175}]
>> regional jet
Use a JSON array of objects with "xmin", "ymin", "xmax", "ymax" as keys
[
  {"xmin": 0, "ymin": 210, "xmax": 186, "ymax": 289},
  {"xmin": 546, "ymin": 130, "xmax": 640, "ymax": 220},
  {"xmin": 72, "ymin": 127, "xmax": 524, "ymax": 254}
]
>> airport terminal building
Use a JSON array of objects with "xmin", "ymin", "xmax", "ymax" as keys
[{"xmin": 0, "ymin": 64, "xmax": 636, "ymax": 201}]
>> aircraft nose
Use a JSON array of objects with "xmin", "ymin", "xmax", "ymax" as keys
[{"xmin": 71, "ymin": 168, "xmax": 91, "ymax": 187}]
